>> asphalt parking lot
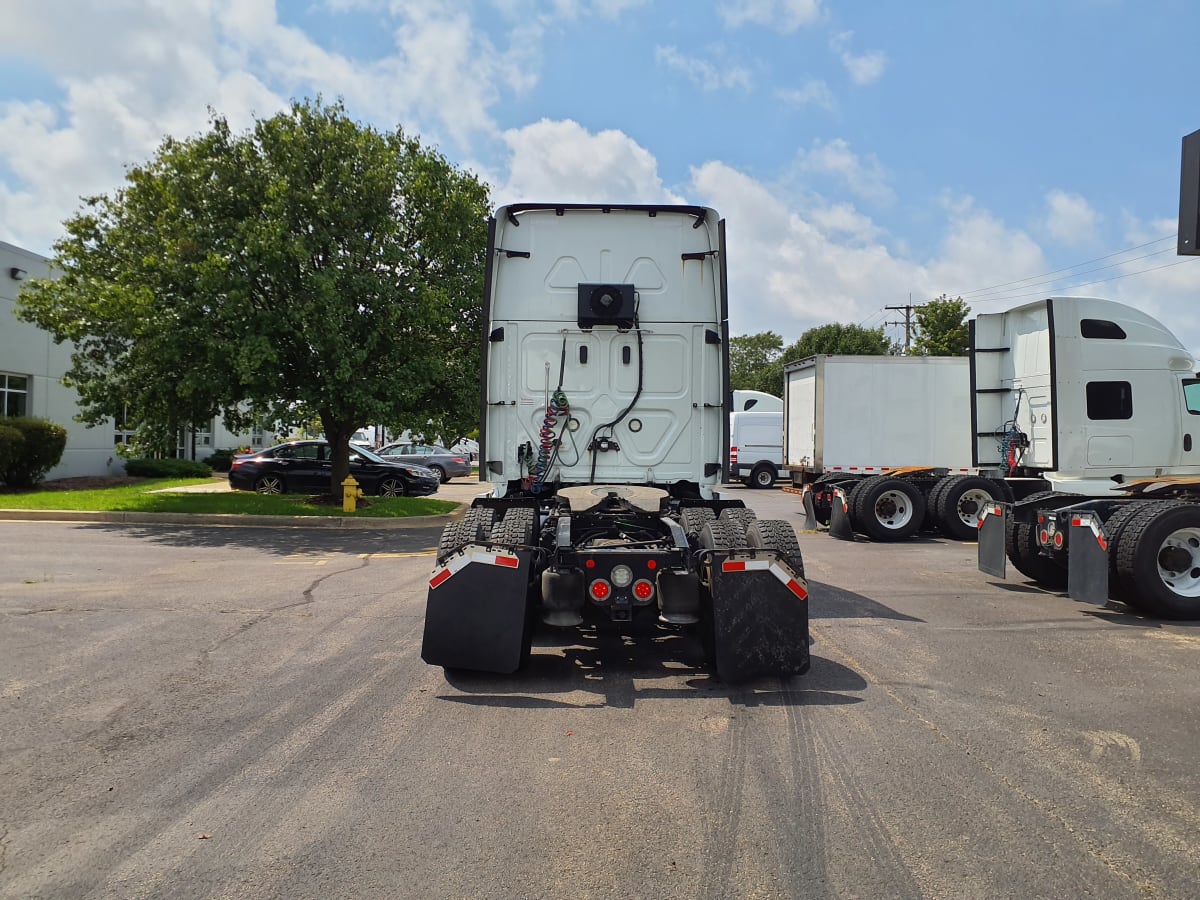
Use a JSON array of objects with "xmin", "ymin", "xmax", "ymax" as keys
[{"xmin": 2, "ymin": 484, "xmax": 1199, "ymax": 898}]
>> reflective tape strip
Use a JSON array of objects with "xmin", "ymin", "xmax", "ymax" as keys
[
  {"xmin": 429, "ymin": 546, "xmax": 521, "ymax": 589},
  {"xmin": 720, "ymin": 557, "xmax": 808, "ymax": 602},
  {"xmin": 1071, "ymin": 516, "xmax": 1108, "ymax": 551}
]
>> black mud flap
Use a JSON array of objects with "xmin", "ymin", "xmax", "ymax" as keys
[
  {"xmin": 977, "ymin": 501, "xmax": 1007, "ymax": 578},
  {"xmin": 422, "ymin": 546, "xmax": 534, "ymax": 674},
  {"xmin": 708, "ymin": 551, "xmax": 810, "ymax": 682},
  {"xmin": 801, "ymin": 486, "xmax": 820, "ymax": 532},
  {"xmin": 828, "ymin": 486, "xmax": 855, "ymax": 541},
  {"xmin": 1067, "ymin": 512, "xmax": 1109, "ymax": 605}
]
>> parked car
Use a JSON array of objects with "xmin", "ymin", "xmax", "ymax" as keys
[
  {"xmin": 228, "ymin": 441, "xmax": 440, "ymax": 497},
  {"xmin": 375, "ymin": 442, "xmax": 471, "ymax": 483}
]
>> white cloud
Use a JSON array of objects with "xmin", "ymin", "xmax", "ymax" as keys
[
  {"xmin": 830, "ymin": 31, "xmax": 887, "ymax": 85},
  {"xmin": 793, "ymin": 139, "xmax": 894, "ymax": 205},
  {"xmin": 1043, "ymin": 189, "xmax": 1101, "ymax": 247},
  {"xmin": 775, "ymin": 79, "xmax": 835, "ymax": 111},
  {"xmin": 654, "ymin": 46, "xmax": 752, "ymax": 92},
  {"xmin": 718, "ymin": 0, "xmax": 824, "ymax": 33},
  {"xmin": 495, "ymin": 119, "xmax": 684, "ymax": 205}
]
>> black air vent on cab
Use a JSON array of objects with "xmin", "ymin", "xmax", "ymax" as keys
[{"xmin": 578, "ymin": 283, "xmax": 635, "ymax": 329}]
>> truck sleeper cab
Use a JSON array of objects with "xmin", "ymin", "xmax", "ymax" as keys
[{"xmin": 421, "ymin": 205, "xmax": 811, "ymax": 681}]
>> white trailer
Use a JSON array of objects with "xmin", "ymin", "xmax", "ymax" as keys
[
  {"xmin": 974, "ymin": 296, "xmax": 1200, "ymax": 618},
  {"xmin": 782, "ymin": 354, "xmax": 1013, "ymax": 541}
]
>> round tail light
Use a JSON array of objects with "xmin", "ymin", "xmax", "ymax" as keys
[
  {"xmin": 589, "ymin": 579, "xmax": 611, "ymax": 602},
  {"xmin": 633, "ymin": 579, "xmax": 654, "ymax": 601}
]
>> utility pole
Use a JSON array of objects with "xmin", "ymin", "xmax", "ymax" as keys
[{"xmin": 884, "ymin": 294, "xmax": 922, "ymax": 353}]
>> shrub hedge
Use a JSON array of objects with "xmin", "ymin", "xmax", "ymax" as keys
[{"xmin": 0, "ymin": 417, "xmax": 67, "ymax": 488}]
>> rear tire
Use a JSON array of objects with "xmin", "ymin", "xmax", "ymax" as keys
[
  {"xmin": 436, "ymin": 520, "xmax": 476, "ymax": 563},
  {"xmin": 749, "ymin": 464, "xmax": 776, "ymax": 489},
  {"xmin": 430, "ymin": 465, "xmax": 448, "ymax": 483},
  {"xmin": 1102, "ymin": 503, "xmax": 1149, "ymax": 608},
  {"xmin": 852, "ymin": 476, "xmax": 926, "ymax": 541},
  {"xmin": 746, "ymin": 519, "xmax": 805, "ymax": 578},
  {"xmin": 936, "ymin": 475, "xmax": 1011, "ymax": 542},
  {"xmin": 377, "ymin": 477, "xmax": 406, "ymax": 497},
  {"xmin": 492, "ymin": 507, "xmax": 537, "ymax": 546},
  {"xmin": 255, "ymin": 474, "xmax": 285, "ymax": 494},
  {"xmin": 1115, "ymin": 502, "xmax": 1200, "ymax": 619},
  {"xmin": 718, "ymin": 506, "xmax": 757, "ymax": 543}
]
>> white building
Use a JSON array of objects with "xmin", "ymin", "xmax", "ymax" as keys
[{"xmin": 1, "ymin": 240, "xmax": 275, "ymax": 478}]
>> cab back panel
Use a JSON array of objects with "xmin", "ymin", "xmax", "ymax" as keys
[{"xmin": 482, "ymin": 206, "xmax": 726, "ymax": 490}]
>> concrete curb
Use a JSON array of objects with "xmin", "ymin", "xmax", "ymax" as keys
[{"xmin": 0, "ymin": 504, "xmax": 469, "ymax": 529}]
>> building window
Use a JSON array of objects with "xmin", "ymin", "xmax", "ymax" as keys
[
  {"xmin": 1, "ymin": 373, "xmax": 29, "ymax": 417},
  {"xmin": 1086, "ymin": 381, "xmax": 1133, "ymax": 420},
  {"xmin": 114, "ymin": 405, "xmax": 136, "ymax": 446},
  {"xmin": 250, "ymin": 424, "xmax": 265, "ymax": 447}
]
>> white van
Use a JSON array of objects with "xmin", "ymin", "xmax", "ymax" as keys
[{"xmin": 728, "ymin": 409, "xmax": 785, "ymax": 488}]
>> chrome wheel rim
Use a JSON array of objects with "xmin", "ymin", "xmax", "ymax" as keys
[{"xmin": 1157, "ymin": 527, "xmax": 1200, "ymax": 597}]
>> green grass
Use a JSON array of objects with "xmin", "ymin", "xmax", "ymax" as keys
[{"xmin": 0, "ymin": 478, "xmax": 458, "ymax": 518}]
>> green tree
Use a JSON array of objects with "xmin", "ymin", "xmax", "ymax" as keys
[
  {"xmin": 729, "ymin": 331, "xmax": 784, "ymax": 395},
  {"xmin": 912, "ymin": 295, "xmax": 971, "ymax": 356},
  {"xmin": 18, "ymin": 99, "xmax": 490, "ymax": 491},
  {"xmin": 781, "ymin": 322, "xmax": 891, "ymax": 365}
]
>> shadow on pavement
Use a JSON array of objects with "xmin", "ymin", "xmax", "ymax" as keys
[
  {"xmin": 811, "ymin": 581, "xmax": 924, "ymax": 622},
  {"xmin": 438, "ymin": 616, "xmax": 866, "ymax": 710},
  {"xmin": 78, "ymin": 522, "xmax": 445, "ymax": 556}
]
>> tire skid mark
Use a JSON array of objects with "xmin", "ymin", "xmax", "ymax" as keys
[
  {"xmin": 698, "ymin": 707, "xmax": 746, "ymax": 900},
  {"xmin": 809, "ymin": 722, "xmax": 922, "ymax": 897},
  {"xmin": 768, "ymin": 687, "xmax": 828, "ymax": 891},
  {"xmin": 811, "ymin": 623, "xmax": 1163, "ymax": 896}
]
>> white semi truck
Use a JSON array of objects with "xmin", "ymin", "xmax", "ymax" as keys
[
  {"xmin": 973, "ymin": 296, "xmax": 1200, "ymax": 619},
  {"xmin": 421, "ymin": 204, "xmax": 811, "ymax": 679},
  {"xmin": 782, "ymin": 355, "xmax": 1014, "ymax": 541}
]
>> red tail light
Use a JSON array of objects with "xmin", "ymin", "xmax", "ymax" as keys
[
  {"xmin": 633, "ymin": 579, "xmax": 654, "ymax": 601},
  {"xmin": 589, "ymin": 579, "xmax": 611, "ymax": 601}
]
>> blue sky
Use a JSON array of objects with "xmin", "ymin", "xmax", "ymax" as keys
[{"xmin": 3, "ymin": 0, "xmax": 1199, "ymax": 350}]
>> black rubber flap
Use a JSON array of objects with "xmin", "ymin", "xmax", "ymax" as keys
[
  {"xmin": 977, "ymin": 503, "xmax": 1007, "ymax": 578},
  {"xmin": 1068, "ymin": 516, "xmax": 1110, "ymax": 605},
  {"xmin": 709, "ymin": 554, "xmax": 810, "ymax": 682},
  {"xmin": 422, "ymin": 551, "xmax": 532, "ymax": 673},
  {"xmin": 829, "ymin": 487, "xmax": 855, "ymax": 541},
  {"xmin": 802, "ymin": 488, "xmax": 820, "ymax": 532}
]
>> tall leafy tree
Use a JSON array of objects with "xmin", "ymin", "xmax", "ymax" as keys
[
  {"xmin": 912, "ymin": 295, "xmax": 971, "ymax": 356},
  {"xmin": 729, "ymin": 331, "xmax": 784, "ymax": 395},
  {"xmin": 782, "ymin": 322, "xmax": 891, "ymax": 363},
  {"xmin": 18, "ymin": 99, "xmax": 490, "ymax": 490}
]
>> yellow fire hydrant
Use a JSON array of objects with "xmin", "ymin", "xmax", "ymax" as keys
[{"xmin": 342, "ymin": 474, "xmax": 364, "ymax": 512}]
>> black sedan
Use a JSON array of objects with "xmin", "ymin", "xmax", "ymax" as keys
[{"xmin": 228, "ymin": 441, "xmax": 441, "ymax": 497}]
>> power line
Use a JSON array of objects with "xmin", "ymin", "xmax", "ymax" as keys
[
  {"xmin": 965, "ymin": 245, "xmax": 1178, "ymax": 303},
  {"xmin": 968, "ymin": 256, "xmax": 1200, "ymax": 304},
  {"xmin": 953, "ymin": 234, "xmax": 1175, "ymax": 298}
]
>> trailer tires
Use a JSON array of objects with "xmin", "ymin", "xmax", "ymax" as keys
[
  {"xmin": 463, "ymin": 506, "xmax": 496, "ymax": 541},
  {"xmin": 852, "ymin": 476, "xmax": 926, "ymax": 541},
  {"xmin": 1003, "ymin": 490, "xmax": 1068, "ymax": 589},
  {"xmin": 1115, "ymin": 502, "xmax": 1200, "ymax": 619},
  {"xmin": 935, "ymin": 476, "xmax": 1012, "ymax": 542},
  {"xmin": 746, "ymin": 519, "xmax": 805, "ymax": 578}
]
